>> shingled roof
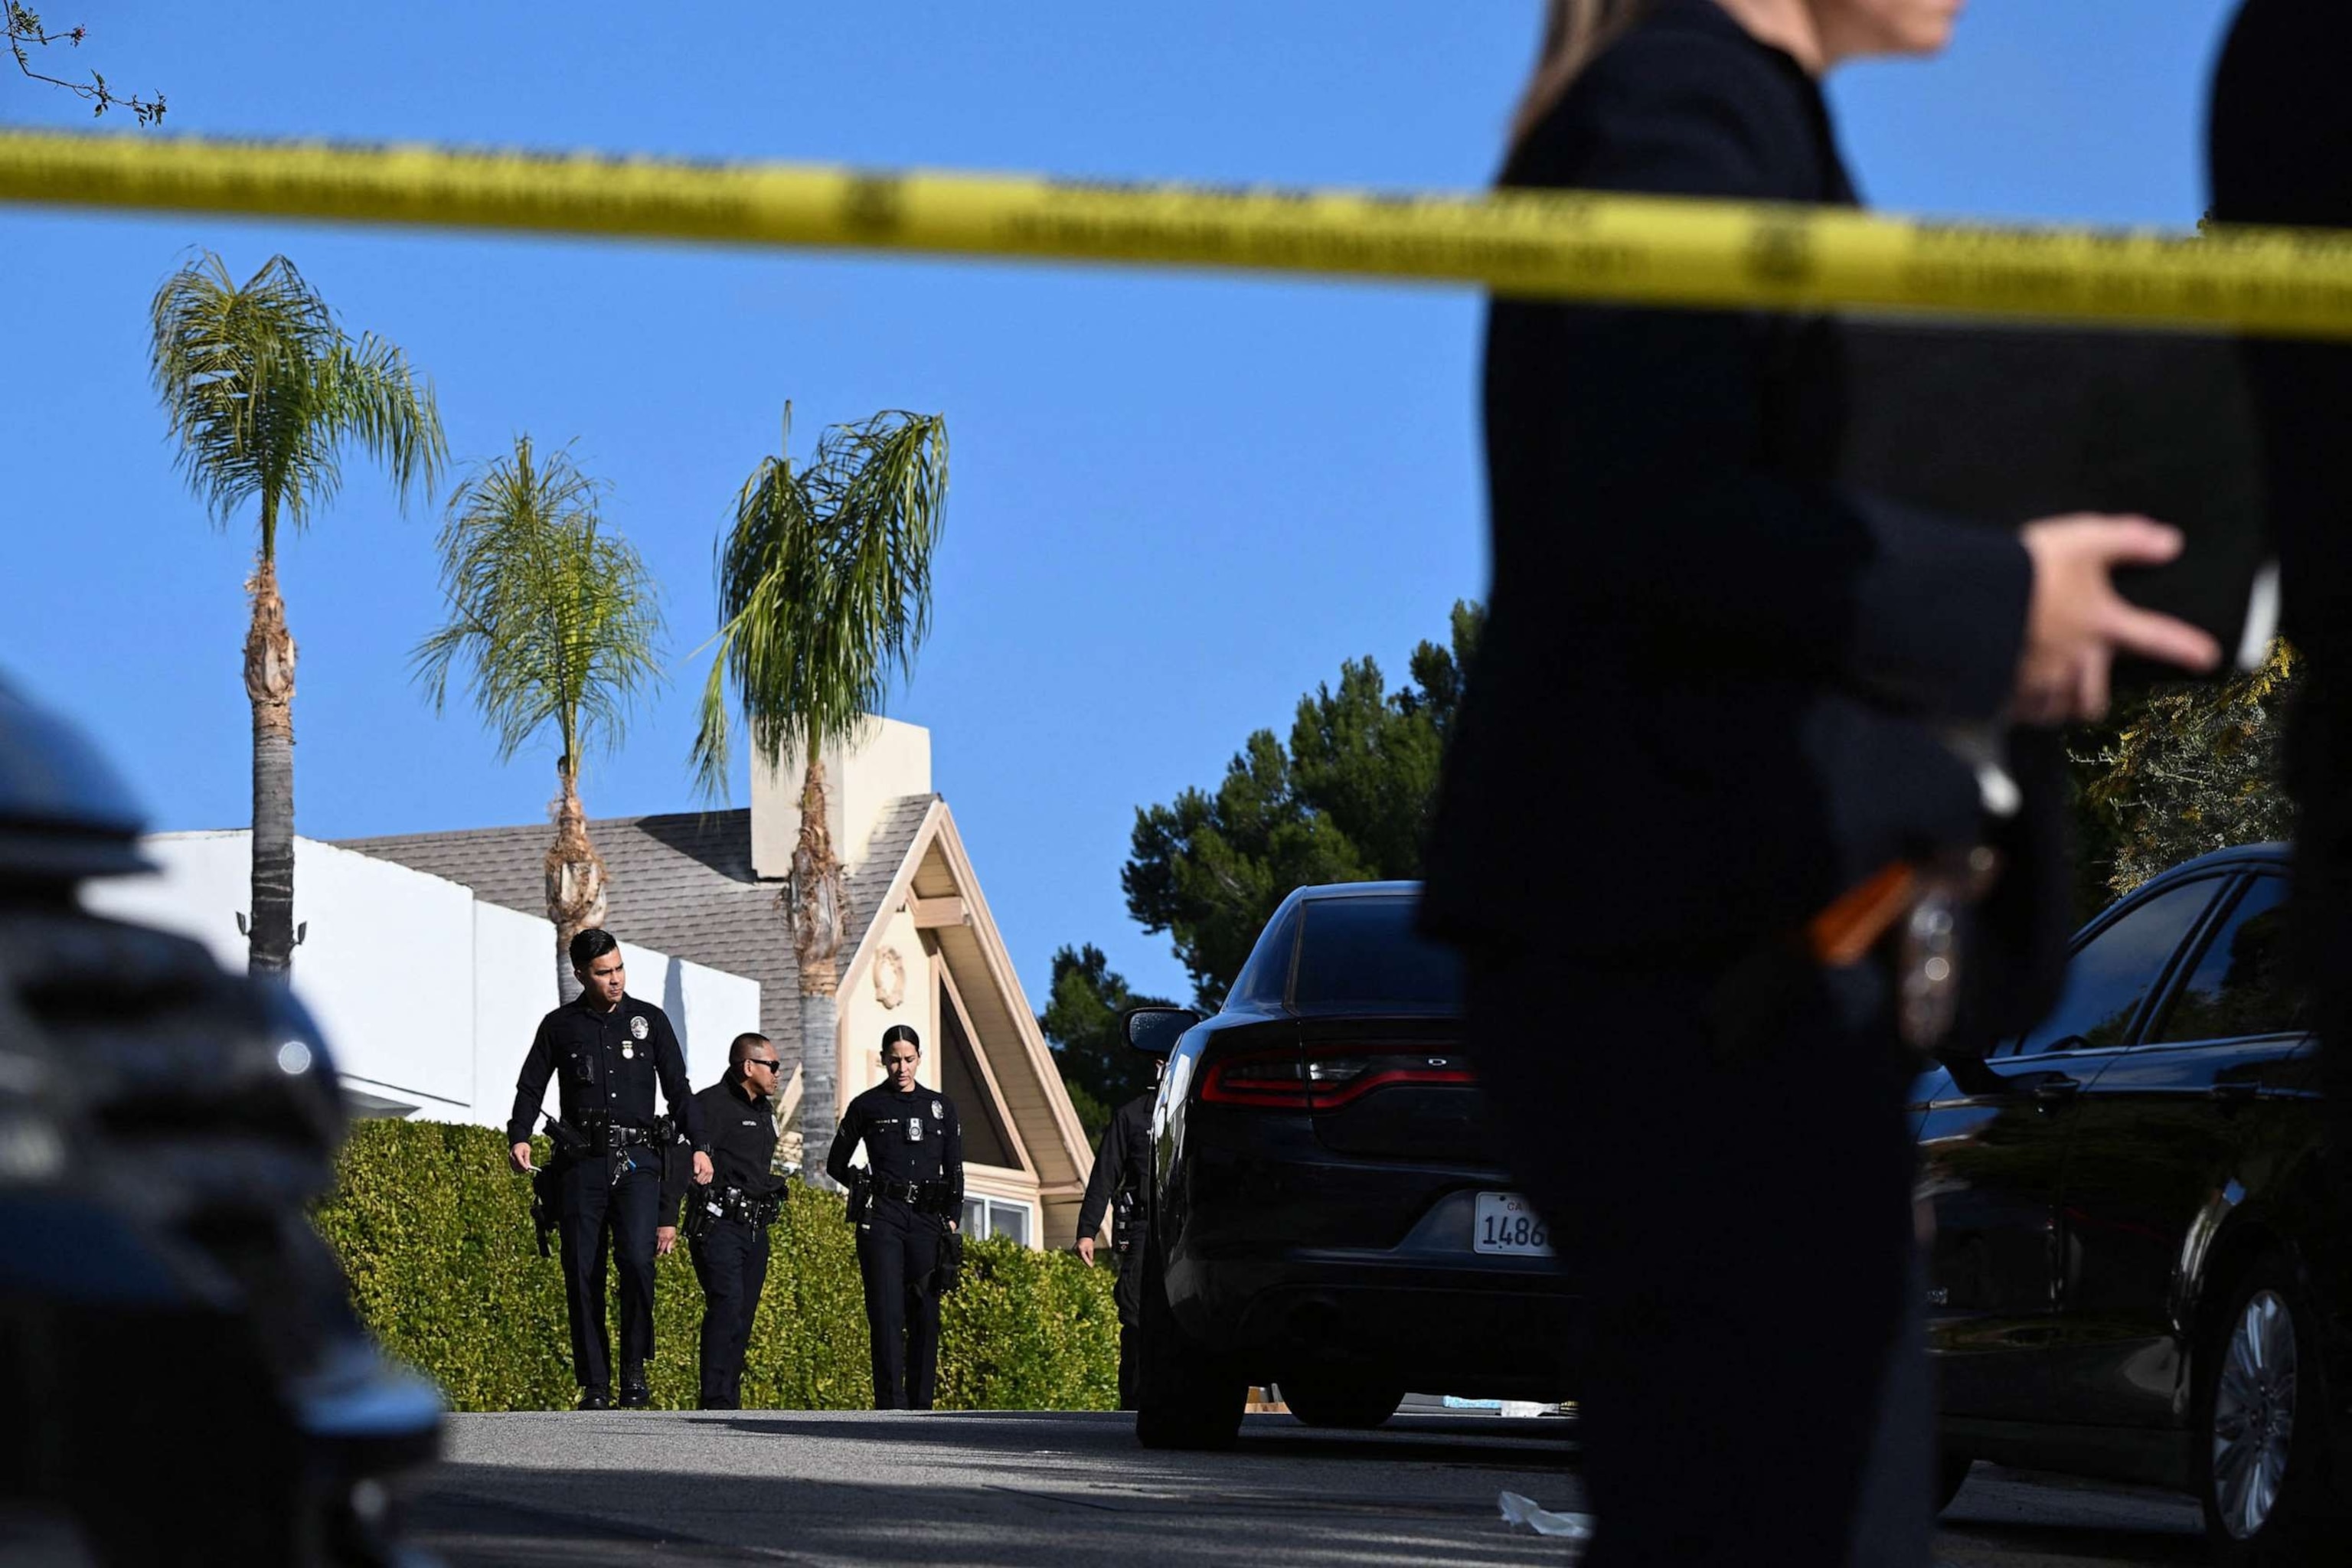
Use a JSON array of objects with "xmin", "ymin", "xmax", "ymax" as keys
[{"xmin": 338, "ymin": 795, "xmax": 939, "ymax": 1072}]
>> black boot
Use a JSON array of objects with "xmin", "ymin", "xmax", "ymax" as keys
[
  {"xmin": 577, "ymin": 1388, "xmax": 611, "ymax": 1411},
  {"xmin": 619, "ymin": 1364, "xmax": 652, "ymax": 1408}
]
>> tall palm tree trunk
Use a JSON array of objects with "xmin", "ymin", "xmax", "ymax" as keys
[
  {"xmin": 545, "ymin": 756, "xmax": 609, "ymax": 1004},
  {"xmin": 245, "ymin": 555, "xmax": 298, "ymax": 976},
  {"xmin": 791, "ymin": 756, "xmax": 847, "ymax": 1187}
]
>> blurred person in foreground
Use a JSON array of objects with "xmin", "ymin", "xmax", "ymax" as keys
[
  {"xmin": 2208, "ymin": 6, "xmax": 2352, "ymax": 1547},
  {"xmin": 1422, "ymin": 2, "xmax": 2220, "ymax": 1563},
  {"xmin": 2212, "ymin": 2, "xmax": 2352, "ymax": 1174}
]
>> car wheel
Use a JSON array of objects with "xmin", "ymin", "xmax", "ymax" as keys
[
  {"xmin": 1279, "ymin": 1377, "xmax": 1404, "ymax": 1430},
  {"xmin": 1132, "ymin": 1237, "xmax": 1246, "ymax": 1451},
  {"xmin": 2196, "ymin": 1251, "xmax": 2339, "ymax": 1564},
  {"xmin": 1932, "ymin": 1455, "xmax": 1973, "ymax": 1515}
]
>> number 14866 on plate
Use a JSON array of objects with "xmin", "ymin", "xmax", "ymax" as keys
[{"xmin": 1472, "ymin": 1191, "xmax": 1553, "ymax": 1257}]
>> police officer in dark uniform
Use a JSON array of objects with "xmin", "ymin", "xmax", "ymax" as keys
[
  {"xmin": 1076, "ymin": 1083, "xmax": 1153, "ymax": 1409},
  {"xmin": 661, "ymin": 1031, "xmax": 787, "ymax": 1410},
  {"xmin": 825, "ymin": 1024, "xmax": 962, "ymax": 1410},
  {"xmin": 507, "ymin": 929, "xmax": 708, "ymax": 1410}
]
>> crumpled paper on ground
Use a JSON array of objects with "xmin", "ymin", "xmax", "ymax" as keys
[{"xmin": 1498, "ymin": 1490, "xmax": 1596, "ymax": 1541}]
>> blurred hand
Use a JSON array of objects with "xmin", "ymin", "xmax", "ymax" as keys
[
  {"xmin": 655, "ymin": 1225, "xmax": 678, "ymax": 1256},
  {"xmin": 693, "ymin": 1152, "xmax": 714, "ymax": 1185},
  {"xmin": 509, "ymin": 1141, "xmax": 534, "ymax": 1174},
  {"xmin": 1078, "ymin": 1237, "xmax": 1096, "ymax": 1267},
  {"xmin": 2015, "ymin": 515, "xmax": 2220, "ymax": 724}
]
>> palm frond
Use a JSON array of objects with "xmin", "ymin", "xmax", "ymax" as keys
[
  {"xmin": 149, "ymin": 250, "xmax": 443, "ymax": 553},
  {"xmin": 414, "ymin": 436, "xmax": 664, "ymax": 777},
  {"xmin": 691, "ymin": 409, "xmax": 948, "ymax": 802}
]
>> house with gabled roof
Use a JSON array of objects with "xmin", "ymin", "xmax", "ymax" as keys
[{"xmin": 338, "ymin": 719, "xmax": 1094, "ymax": 1250}]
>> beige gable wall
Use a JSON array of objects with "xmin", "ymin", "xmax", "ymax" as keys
[
  {"xmin": 832, "ymin": 801, "xmax": 1093, "ymax": 1248},
  {"xmin": 751, "ymin": 717, "xmax": 933, "ymax": 880}
]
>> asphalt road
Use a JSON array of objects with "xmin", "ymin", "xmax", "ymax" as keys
[{"xmin": 407, "ymin": 1409, "xmax": 2209, "ymax": 1567}]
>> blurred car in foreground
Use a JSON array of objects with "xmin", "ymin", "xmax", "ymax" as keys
[
  {"xmin": 1121, "ymin": 880, "xmax": 1578, "ymax": 1449},
  {"xmin": 0, "ymin": 678, "xmax": 440, "ymax": 1565},
  {"xmin": 1919, "ymin": 843, "xmax": 2349, "ymax": 1563}
]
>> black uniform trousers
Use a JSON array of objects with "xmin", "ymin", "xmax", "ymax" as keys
[
  {"xmin": 688, "ymin": 1217, "xmax": 770, "ymax": 1410},
  {"xmin": 1465, "ymin": 950, "xmax": 1929, "ymax": 1568},
  {"xmin": 1112, "ymin": 1244, "xmax": 1145, "ymax": 1410},
  {"xmin": 554, "ymin": 1150, "xmax": 661, "ymax": 1394},
  {"xmin": 855, "ymin": 1197, "xmax": 944, "ymax": 1410}
]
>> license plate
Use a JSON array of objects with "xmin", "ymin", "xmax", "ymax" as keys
[{"xmin": 1472, "ymin": 1191, "xmax": 1553, "ymax": 1257}]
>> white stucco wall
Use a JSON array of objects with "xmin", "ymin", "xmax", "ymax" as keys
[{"xmin": 82, "ymin": 831, "xmax": 760, "ymax": 1130}]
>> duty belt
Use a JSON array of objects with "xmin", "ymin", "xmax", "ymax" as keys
[
  {"xmin": 873, "ymin": 1176, "xmax": 954, "ymax": 1212},
  {"xmin": 688, "ymin": 1183, "xmax": 781, "ymax": 1235}
]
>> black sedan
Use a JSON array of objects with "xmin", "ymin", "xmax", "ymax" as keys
[
  {"xmin": 1920, "ymin": 842, "xmax": 2350, "ymax": 1562},
  {"xmin": 1120, "ymin": 881, "xmax": 1578, "ymax": 1449}
]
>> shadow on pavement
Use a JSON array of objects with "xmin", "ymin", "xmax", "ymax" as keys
[
  {"xmin": 716, "ymin": 1410, "xmax": 1576, "ymax": 1472},
  {"xmin": 1935, "ymin": 1517, "xmax": 2210, "ymax": 1566},
  {"xmin": 405, "ymin": 1459, "xmax": 1566, "ymax": 1567}
]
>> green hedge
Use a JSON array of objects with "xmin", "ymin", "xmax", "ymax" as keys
[{"xmin": 313, "ymin": 1119, "xmax": 1119, "ymax": 1413}]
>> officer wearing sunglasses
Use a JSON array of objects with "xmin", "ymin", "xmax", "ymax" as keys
[{"xmin": 661, "ymin": 1032, "xmax": 789, "ymax": 1410}]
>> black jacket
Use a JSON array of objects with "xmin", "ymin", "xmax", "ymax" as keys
[
  {"xmin": 1076, "ymin": 1093, "xmax": 1152, "ymax": 1243},
  {"xmin": 659, "ymin": 1076, "xmax": 782, "ymax": 1225},
  {"xmin": 506, "ymin": 991, "xmax": 704, "ymax": 1151},
  {"xmin": 827, "ymin": 1083, "xmax": 965, "ymax": 1202},
  {"xmin": 2210, "ymin": 0, "xmax": 2352, "ymax": 1134},
  {"xmin": 1425, "ymin": 0, "xmax": 2034, "ymax": 967}
]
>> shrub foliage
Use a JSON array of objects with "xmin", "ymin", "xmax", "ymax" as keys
[{"xmin": 314, "ymin": 1119, "xmax": 1119, "ymax": 1412}]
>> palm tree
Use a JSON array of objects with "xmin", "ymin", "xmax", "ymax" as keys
[
  {"xmin": 413, "ymin": 436, "xmax": 665, "ymax": 1001},
  {"xmin": 693, "ymin": 404, "xmax": 949, "ymax": 1185},
  {"xmin": 150, "ymin": 252, "xmax": 444, "ymax": 977}
]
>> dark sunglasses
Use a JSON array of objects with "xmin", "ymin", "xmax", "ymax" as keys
[{"xmin": 745, "ymin": 1058, "xmax": 782, "ymax": 1072}]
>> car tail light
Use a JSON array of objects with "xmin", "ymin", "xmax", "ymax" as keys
[{"xmin": 1199, "ymin": 1045, "xmax": 1474, "ymax": 1110}]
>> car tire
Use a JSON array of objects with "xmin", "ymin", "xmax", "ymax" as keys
[
  {"xmin": 1279, "ymin": 1377, "xmax": 1405, "ymax": 1430},
  {"xmin": 2195, "ymin": 1250, "xmax": 2340, "ymax": 1565},
  {"xmin": 1132, "ymin": 1236, "xmax": 1246, "ymax": 1451},
  {"xmin": 1932, "ymin": 1455, "xmax": 1973, "ymax": 1515}
]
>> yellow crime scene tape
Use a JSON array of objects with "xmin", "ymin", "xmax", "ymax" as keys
[{"xmin": 8, "ymin": 127, "xmax": 2352, "ymax": 339}]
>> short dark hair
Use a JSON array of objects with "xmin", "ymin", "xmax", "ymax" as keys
[
  {"xmin": 568, "ymin": 929, "xmax": 621, "ymax": 970},
  {"xmin": 729, "ymin": 1031, "xmax": 773, "ymax": 1067},
  {"xmin": 880, "ymin": 1024, "xmax": 921, "ymax": 1055}
]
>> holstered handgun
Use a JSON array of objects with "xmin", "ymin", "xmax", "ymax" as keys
[
  {"xmin": 929, "ymin": 1229, "xmax": 965, "ymax": 1296},
  {"xmin": 684, "ymin": 1181, "xmax": 721, "ymax": 1243},
  {"xmin": 528, "ymin": 1163, "xmax": 560, "ymax": 1259},
  {"xmin": 844, "ymin": 1170, "xmax": 872, "ymax": 1228},
  {"xmin": 544, "ymin": 1115, "xmax": 590, "ymax": 1162}
]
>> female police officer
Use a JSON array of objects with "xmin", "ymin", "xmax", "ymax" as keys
[
  {"xmin": 827, "ymin": 1024, "xmax": 962, "ymax": 1410},
  {"xmin": 1424, "ymin": 2, "xmax": 2222, "ymax": 1562}
]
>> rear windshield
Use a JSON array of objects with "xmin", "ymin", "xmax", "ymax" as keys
[{"xmin": 1291, "ymin": 896, "xmax": 1462, "ymax": 1012}]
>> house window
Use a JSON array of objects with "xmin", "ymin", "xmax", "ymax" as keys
[{"xmin": 959, "ymin": 1197, "xmax": 1035, "ymax": 1246}]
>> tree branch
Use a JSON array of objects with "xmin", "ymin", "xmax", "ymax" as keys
[{"xmin": 7, "ymin": 3, "xmax": 165, "ymax": 123}]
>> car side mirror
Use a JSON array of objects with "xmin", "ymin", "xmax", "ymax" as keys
[
  {"xmin": 1932, "ymin": 1047, "xmax": 2002, "ymax": 1097},
  {"xmin": 1122, "ymin": 1004, "xmax": 1203, "ymax": 1060}
]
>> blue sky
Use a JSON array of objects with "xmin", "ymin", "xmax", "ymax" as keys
[{"xmin": 4, "ymin": 1, "xmax": 2239, "ymax": 1011}]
